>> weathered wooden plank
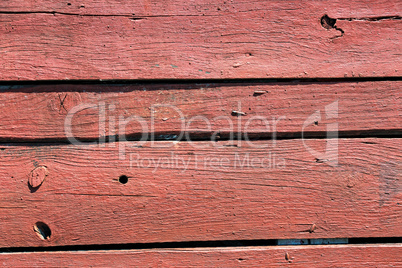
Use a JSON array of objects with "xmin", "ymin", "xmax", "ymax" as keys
[
  {"xmin": 0, "ymin": 81, "xmax": 400, "ymax": 141},
  {"xmin": 0, "ymin": 244, "xmax": 401, "ymax": 267},
  {"xmin": 0, "ymin": 0, "xmax": 400, "ymax": 80},
  {"xmin": 0, "ymin": 138, "xmax": 400, "ymax": 248},
  {"xmin": 1, "ymin": 0, "xmax": 399, "ymax": 17}
]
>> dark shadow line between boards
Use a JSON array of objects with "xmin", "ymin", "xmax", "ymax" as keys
[
  {"xmin": 0, "ymin": 77, "xmax": 401, "ymax": 92},
  {"xmin": 0, "ymin": 237, "xmax": 401, "ymax": 253},
  {"xmin": 0, "ymin": 130, "xmax": 400, "ymax": 146}
]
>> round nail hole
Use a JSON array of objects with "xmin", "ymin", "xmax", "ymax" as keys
[
  {"xmin": 33, "ymin": 222, "xmax": 51, "ymax": 240},
  {"xmin": 119, "ymin": 175, "xmax": 128, "ymax": 184}
]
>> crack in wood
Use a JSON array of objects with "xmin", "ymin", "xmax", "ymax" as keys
[
  {"xmin": 58, "ymin": 94, "xmax": 68, "ymax": 112},
  {"xmin": 321, "ymin": 14, "xmax": 344, "ymax": 39},
  {"xmin": 321, "ymin": 14, "xmax": 400, "ymax": 39},
  {"xmin": 337, "ymin": 15, "xmax": 401, "ymax": 21},
  {"xmin": 0, "ymin": 10, "xmax": 220, "ymax": 19}
]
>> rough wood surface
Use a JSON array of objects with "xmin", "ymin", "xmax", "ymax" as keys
[
  {"xmin": 0, "ymin": 138, "xmax": 400, "ymax": 248},
  {"xmin": 0, "ymin": 81, "xmax": 400, "ymax": 141},
  {"xmin": 0, "ymin": 0, "xmax": 400, "ymax": 80},
  {"xmin": 0, "ymin": 244, "xmax": 401, "ymax": 267},
  {"xmin": 1, "ymin": 0, "xmax": 399, "ymax": 16}
]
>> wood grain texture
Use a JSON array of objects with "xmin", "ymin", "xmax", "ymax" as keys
[
  {"xmin": 0, "ymin": 138, "xmax": 400, "ymax": 248},
  {"xmin": 0, "ymin": 0, "xmax": 400, "ymax": 80},
  {"xmin": 0, "ymin": 244, "xmax": 401, "ymax": 267},
  {"xmin": 0, "ymin": 81, "xmax": 400, "ymax": 141},
  {"xmin": 1, "ymin": 0, "xmax": 399, "ymax": 16}
]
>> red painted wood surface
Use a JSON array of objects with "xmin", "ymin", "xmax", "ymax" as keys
[
  {"xmin": 0, "ymin": 138, "xmax": 400, "ymax": 248},
  {"xmin": 0, "ymin": 1, "xmax": 400, "ymax": 80},
  {"xmin": 0, "ymin": 245, "xmax": 401, "ymax": 267},
  {"xmin": 0, "ymin": 81, "xmax": 400, "ymax": 141},
  {"xmin": 1, "ymin": 0, "xmax": 399, "ymax": 16},
  {"xmin": 1, "ymin": 1, "xmax": 401, "ymax": 263}
]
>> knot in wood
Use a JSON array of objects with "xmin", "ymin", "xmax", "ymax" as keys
[{"xmin": 28, "ymin": 166, "xmax": 48, "ymax": 188}]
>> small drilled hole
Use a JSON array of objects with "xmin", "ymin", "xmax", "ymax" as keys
[
  {"xmin": 119, "ymin": 175, "xmax": 128, "ymax": 184},
  {"xmin": 33, "ymin": 222, "xmax": 51, "ymax": 240}
]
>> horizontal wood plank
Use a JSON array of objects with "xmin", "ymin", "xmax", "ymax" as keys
[
  {"xmin": 0, "ymin": 244, "xmax": 401, "ymax": 267},
  {"xmin": 0, "ymin": 81, "xmax": 400, "ymax": 141},
  {"xmin": 0, "ymin": 0, "xmax": 400, "ymax": 80},
  {"xmin": 0, "ymin": 138, "xmax": 400, "ymax": 248},
  {"xmin": 1, "ymin": 0, "xmax": 399, "ymax": 17}
]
